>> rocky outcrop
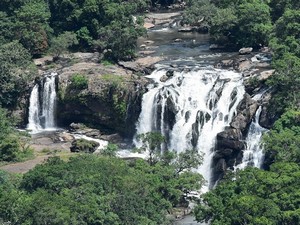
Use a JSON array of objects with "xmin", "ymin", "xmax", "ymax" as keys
[
  {"xmin": 55, "ymin": 59, "xmax": 149, "ymax": 138},
  {"xmin": 230, "ymin": 93, "xmax": 258, "ymax": 130},
  {"xmin": 212, "ymin": 93, "xmax": 260, "ymax": 182}
]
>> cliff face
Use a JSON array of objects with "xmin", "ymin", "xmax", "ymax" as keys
[{"xmin": 55, "ymin": 58, "xmax": 149, "ymax": 138}]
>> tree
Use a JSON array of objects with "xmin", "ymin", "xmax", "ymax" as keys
[
  {"xmin": 0, "ymin": 41, "xmax": 36, "ymax": 108},
  {"xmin": 13, "ymin": 0, "xmax": 52, "ymax": 56},
  {"xmin": 266, "ymin": 53, "xmax": 300, "ymax": 113},
  {"xmin": 263, "ymin": 109, "xmax": 300, "ymax": 165},
  {"xmin": 49, "ymin": 32, "xmax": 78, "ymax": 59},
  {"xmin": 195, "ymin": 163, "xmax": 300, "ymax": 225},
  {"xmin": 270, "ymin": 9, "xmax": 300, "ymax": 58}
]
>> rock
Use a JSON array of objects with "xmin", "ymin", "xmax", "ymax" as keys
[
  {"xmin": 178, "ymin": 27, "xmax": 193, "ymax": 32},
  {"xmin": 160, "ymin": 75, "xmax": 169, "ymax": 82},
  {"xmin": 144, "ymin": 22, "xmax": 155, "ymax": 29},
  {"xmin": 239, "ymin": 47, "xmax": 253, "ymax": 55},
  {"xmin": 215, "ymin": 148, "xmax": 234, "ymax": 158},
  {"xmin": 140, "ymin": 44, "xmax": 147, "ymax": 49},
  {"xmin": 59, "ymin": 132, "xmax": 75, "ymax": 142},
  {"xmin": 139, "ymin": 50, "xmax": 155, "ymax": 56},
  {"xmin": 166, "ymin": 70, "xmax": 174, "ymax": 77},
  {"xmin": 57, "ymin": 61, "xmax": 148, "ymax": 138},
  {"xmin": 69, "ymin": 122, "xmax": 86, "ymax": 131},
  {"xmin": 220, "ymin": 59, "xmax": 234, "ymax": 68},
  {"xmin": 217, "ymin": 127, "xmax": 244, "ymax": 151},
  {"xmin": 144, "ymin": 40, "xmax": 154, "ymax": 45},
  {"xmin": 237, "ymin": 60, "xmax": 252, "ymax": 72},
  {"xmin": 101, "ymin": 133, "xmax": 123, "ymax": 143},
  {"xmin": 251, "ymin": 56, "xmax": 259, "ymax": 62},
  {"xmin": 259, "ymin": 102, "xmax": 274, "ymax": 129},
  {"xmin": 258, "ymin": 70, "xmax": 275, "ymax": 81},
  {"xmin": 70, "ymin": 139, "xmax": 99, "ymax": 153},
  {"xmin": 215, "ymin": 158, "xmax": 227, "ymax": 172},
  {"xmin": 209, "ymin": 44, "xmax": 225, "ymax": 50},
  {"xmin": 174, "ymin": 38, "xmax": 183, "ymax": 42},
  {"xmin": 34, "ymin": 56, "xmax": 54, "ymax": 66},
  {"xmin": 230, "ymin": 93, "xmax": 258, "ymax": 130}
]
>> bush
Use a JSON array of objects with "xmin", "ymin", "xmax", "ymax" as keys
[
  {"xmin": 70, "ymin": 139, "xmax": 99, "ymax": 153},
  {"xmin": 70, "ymin": 74, "xmax": 88, "ymax": 90}
]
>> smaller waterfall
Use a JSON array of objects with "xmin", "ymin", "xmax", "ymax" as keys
[
  {"xmin": 235, "ymin": 106, "xmax": 267, "ymax": 170},
  {"xmin": 27, "ymin": 72, "xmax": 57, "ymax": 133},
  {"xmin": 27, "ymin": 84, "xmax": 42, "ymax": 131},
  {"xmin": 42, "ymin": 74, "xmax": 57, "ymax": 128}
]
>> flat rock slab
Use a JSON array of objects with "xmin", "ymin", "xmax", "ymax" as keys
[{"xmin": 0, "ymin": 156, "xmax": 50, "ymax": 174}]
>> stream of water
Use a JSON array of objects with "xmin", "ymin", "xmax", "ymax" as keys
[{"xmin": 27, "ymin": 72, "xmax": 57, "ymax": 133}]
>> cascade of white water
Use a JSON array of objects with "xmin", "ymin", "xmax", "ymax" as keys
[
  {"xmin": 134, "ymin": 67, "xmax": 245, "ymax": 191},
  {"xmin": 27, "ymin": 72, "xmax": 57, "ymax": 132},
  {"xmin": 42, "ymin": 73, "xmax": 57, "ymax": 129},
  {"xmin": 235, "ymin": 106, "xmax": 267, "ymax": 170},
  {"xmin": 27, "ymin": 84, "xmax": 42, "ymax": 131}
]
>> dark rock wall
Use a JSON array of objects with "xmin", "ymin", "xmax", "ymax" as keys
[{"xmin": 57, "ymin": 76, "xmax": 147, "ymax": 138}]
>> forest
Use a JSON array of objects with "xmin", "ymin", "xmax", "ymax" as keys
[{"xmin": 0, "ymin": 0, "xmax": 300, "ymax": 224}]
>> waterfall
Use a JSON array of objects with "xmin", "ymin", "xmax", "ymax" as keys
[
  {"xmin": 134, "ymin": 67, "xmax": 245, "ymax": 191},
  {"xmin": 42, "ymin": 74, "xmax": 57, "ymax": 129},
  {"xmin": 27, "ymin": 84, "xmax": 42, "ymax": 131},
  {"xmin": 27, "ymin": 72, "xmax": 57, "ymax": 132},
  {"xmin": 235, "ymin": 106, "xmax": 267, "ymax": 170}
]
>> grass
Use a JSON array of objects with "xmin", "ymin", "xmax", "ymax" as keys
[{"xmin": 101, "ymin": 74, "xmax": 124, "ymax": 87}]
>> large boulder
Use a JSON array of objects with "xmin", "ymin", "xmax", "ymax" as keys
[
  {"xmin": 57, "ymin": 62, "xmax": 149, "ymax": 138},
  {"xmin": 216, "ymin": 127, "xmax": 244, "ymax": 151},
  {"xmin": 230, "ymin": 93, "xmax": 258, "ymax": 130}
]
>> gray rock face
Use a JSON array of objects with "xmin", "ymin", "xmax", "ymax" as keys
[
  {"xmin": 216, "ymin": 127, "xmax": 244, "ymax": 151},
  {"xmin": 239, "ymin": 47, "xmax": 253, "ymax": 55},
  {"xmin": 56, "ymin": 62, "xmax": 149, "ymax": 138},
  {"xmin": 230, "ymin": 93, "xmax": 258, "ymax": 130}
]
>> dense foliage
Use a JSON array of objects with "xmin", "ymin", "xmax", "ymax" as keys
[
  {"xmin": 0, "ymin": 107, "xmax": 33, "ymax": 162},
  {"xmin": 0, "ymin": 0, "xmax": 150, "ymax": 61},
  {"xmin": 0, "ymin": 41, "xmax": 36, "ymax": 108},
  {"xmin": 184, "ymin": 1, "xmax": 300, "ymax": 224},
  {"xmin": 0, "ymin": 153, "xmax": 203, "ymax": 224},
  {"xmin": 195, "ymin": 163, "xmax": 300, "ymax": 225}
]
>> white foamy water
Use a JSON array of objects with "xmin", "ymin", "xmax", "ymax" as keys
[
  {"xmin": 27, "ymin": 72, "xmax": 58, "ymax": 133},
  {"xmin": 235, "ymin": 106, "xmax": 267, "ymax": 170},
  {"xmin": 134, "ymin": 67, "xmax": 245, "ymax": 191}
]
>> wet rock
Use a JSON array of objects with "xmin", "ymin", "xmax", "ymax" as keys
[
  {"xmin": 239, "ymin": 47, "xmax": 253, "ymax": 55},
  {"xmin": 166, "ymin": 70, "xmax": 174, "ymax": 77},
  {"xmin": 101, "ymin": 133, "xmax": 123, "ymax": 143},
  {"xmin": 178, "ymin": 27, "xmax": 193, "ymax": 32},
  {"xmin": 215, "ymin": 158, "xmax": 227, "ymax": 172},
  {"xmin": 160, "ymin": 75, "xmax": 169, "ymax": 82},
  {"xmin": 174, "ymin": 38, "xmax": 183, "ymax": 42},
  {"xmin": 220, "ymin": 59, "xmax": 234, "ymax": 68},
  {"xmin": 259, "ymin": 105, "xmax": 274, "ymax": 129},
  {"xmin": 215, "ymin": 148, "xmax": 234, "ymax": 158},
  {"xmin": 230, "ymin": 93, "xmax": 258, "ymax": 130},
  {"xmin": 237, "ymin": 60, "xmax": 252, "ymax": 72},
  {"xmin": 217, "ymin": 127, "xmax": 244, "ymax": 151},
  {"xmin": 144, "ymin": 22, "xmax": 155, "ymax": 29}
]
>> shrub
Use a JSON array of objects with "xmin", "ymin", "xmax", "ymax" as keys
[{"xmin": 70, "ymin": 73, "xmax": 88, "ymax": 90}]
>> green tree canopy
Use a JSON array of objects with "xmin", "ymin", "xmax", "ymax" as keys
[{"xmin": 195, "ymin": 163, "xmax": 300, "ymax": 225}]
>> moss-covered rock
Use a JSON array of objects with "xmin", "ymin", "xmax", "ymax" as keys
[{"xmin": 57, "ymin": 61, "xmax": 149, "ymax": 138}]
